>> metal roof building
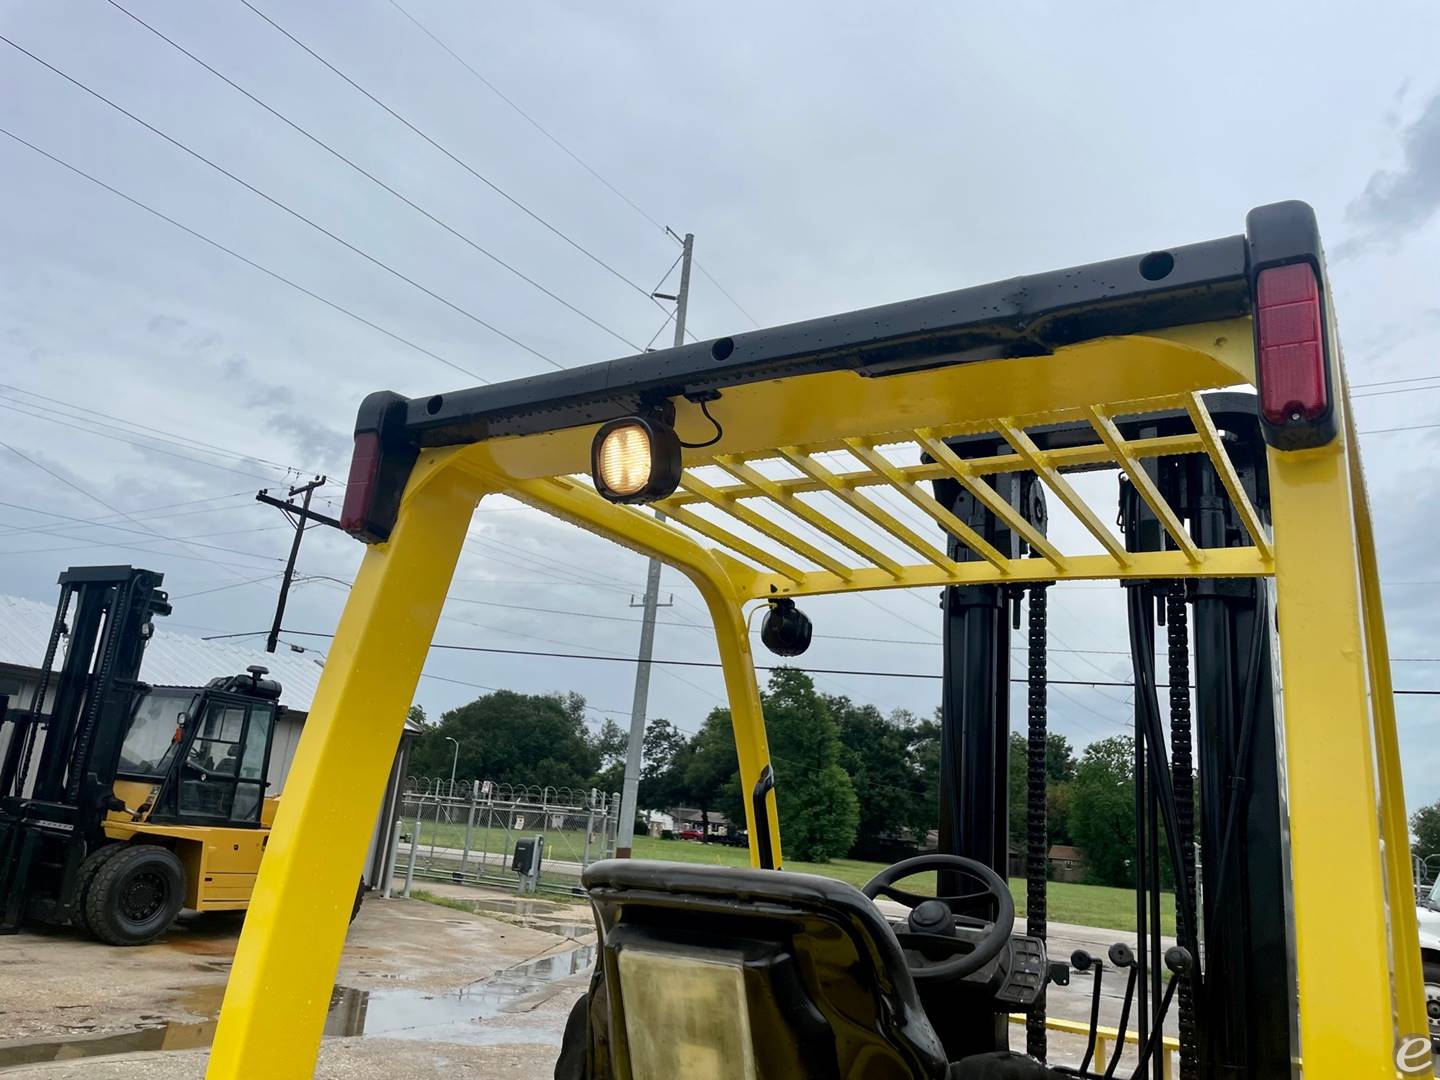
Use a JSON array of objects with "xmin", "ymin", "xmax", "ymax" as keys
[{"xmin": 0, "ymin": 593, "xmax": 323, "ymax": 712}]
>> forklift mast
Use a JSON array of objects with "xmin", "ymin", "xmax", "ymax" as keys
[
  {"xmin": 0, "ymin": 566, "xmax": 170, "ymax": 931},
  {"xmin": 0, "ymin": 566, "xmax": 170, "ymax": 820}
]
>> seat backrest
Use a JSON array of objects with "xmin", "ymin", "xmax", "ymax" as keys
[{"xmin": 582, "ymin": 859, "xmax": 949, "ymax": 1080}]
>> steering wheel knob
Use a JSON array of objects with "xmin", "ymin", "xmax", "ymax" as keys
[{"xmin": 908, "ymin": 899, "xmax": 955, "ymax": 936}]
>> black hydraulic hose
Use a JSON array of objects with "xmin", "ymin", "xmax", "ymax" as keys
[
  {"xmin": 1125, "ymin": 588, "xmax": 1203, "ymax": 990},
  {"xmin": 1130, "ymin": 969, "xmax": 1182, "ymax": 1079},
  {"xmin": 1103, "ymin": 962, "xmax": 1140, "ymax": 1080},
  {"xmin": 1165, "ymin": 589, "xmax": 1200, "ymax": 1080},
  {"xmin": 1078, "ymin": 957, "xmax": 1105, "ymax": 1074},
  {"xmin": 1207, "ymin": 582, "xmax": 1271, "ymax": 917},
  {"xmin": 1026, "ymin": 583, "xmax": 1049, "ymax": 1062}
]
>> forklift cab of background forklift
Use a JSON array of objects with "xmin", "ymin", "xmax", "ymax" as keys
[{"xmin": 205, "ymin": 201, "xmax": 1429, "ymax": 1080}]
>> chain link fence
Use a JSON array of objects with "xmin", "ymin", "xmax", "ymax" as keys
[{"xmin": 395, "ymin": 778, "xmax": 622, "ymax": 896}]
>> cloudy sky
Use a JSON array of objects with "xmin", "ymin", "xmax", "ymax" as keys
[{"xmin": 2, "ymin": 2, "xmax": 1438, "ymax": 803}]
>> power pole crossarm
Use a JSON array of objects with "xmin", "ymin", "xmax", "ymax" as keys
[
  {"xmin": 616, "ymin": 232, "xmax": 693, "ymax": 858},
  {"xmin": 257, "ymin": 475, "xmax": 328, "ymax": 654}
]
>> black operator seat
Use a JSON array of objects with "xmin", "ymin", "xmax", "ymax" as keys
[{"xmin": 571, "ymin": 858, "xmax": 950, "ymax": 1080}]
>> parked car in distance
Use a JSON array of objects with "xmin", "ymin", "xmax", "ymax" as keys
[{"xmin": 676, "ymin": 828, "xmax": 704, "ymax": 842}]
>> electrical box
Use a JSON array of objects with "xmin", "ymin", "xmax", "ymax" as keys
[{"xmin": 512, "ymin": 835, "xmax": 544, "ymax": 894}]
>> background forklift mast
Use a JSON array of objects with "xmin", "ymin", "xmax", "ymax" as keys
[{"xmin": 0, "ymin": 566, "xmax": 289, "ymax": 945}]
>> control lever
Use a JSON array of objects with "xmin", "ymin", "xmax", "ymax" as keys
[
  {"xmin": 1102, "ymin": 942, "xmax": 1138, "ymax": 1080},
  {"xmin": 1070, "ymin": 950, "xmax": 1105, "ymax": 1074},
  {"xmin": 1128, "ymin": 947, "xmax": 1194, "ymax": 1079}
]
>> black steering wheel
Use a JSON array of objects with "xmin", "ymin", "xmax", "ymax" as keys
[{"xmin": 861, "ymin": 854, "xmax": 1015, "ymax": 982}]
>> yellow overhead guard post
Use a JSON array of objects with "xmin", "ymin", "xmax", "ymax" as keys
[{"xmin": 206, "ymin": 201, "xmax": 1427, "ymax": 1079}]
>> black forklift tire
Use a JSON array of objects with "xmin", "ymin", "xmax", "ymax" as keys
[
  {"xmin": 84, "ymin": 844, "xmax": 186, "ymax": 946},
  {"xmin": 74, "ymin": 843, "xmax": 127, "ymax": 933}
]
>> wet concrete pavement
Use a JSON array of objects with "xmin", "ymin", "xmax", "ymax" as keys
[
  {"xmin": 0, "ymin": 883, "xmax": 1179, "ymax": 1078},
  {"xmin": 0, "ymin": 888, "xmax": 595, "ymax": 1078}
]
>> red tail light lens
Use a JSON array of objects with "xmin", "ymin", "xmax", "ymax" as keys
[
  {"xmin": 1256, "ymin": 263, "xmax": 1326, "ymax": 426},
  {"xmin": 339, "ymin": 431, "xmax": 382, "ymax": 536}
]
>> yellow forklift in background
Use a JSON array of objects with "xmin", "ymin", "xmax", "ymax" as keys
[
  {"xmin": 209, "ymin": 201, "xmax": 1424, "ymax": 1079},
  {"xmin": 0, "ymin": 566, "xmax": 353, "ymax": 946}
]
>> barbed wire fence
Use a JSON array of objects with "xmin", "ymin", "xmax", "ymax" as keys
[{"xmin": 394, "ymin": 778, "xmax": 622, "ymax": 897}]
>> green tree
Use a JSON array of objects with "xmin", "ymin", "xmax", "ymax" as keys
[
  {"xmin": 637, "ymin": 719, "xmax": 692, "ymax": 810},
  {"xmin": 1007, "ymin": 731, "xmax": 1077, "ymax": 851},
  {"xmin": 409, "ymin": 690, "xmax": 599, "ymax": 790},
  {"xmin": 830, "ymin": 697, "xmax": 927, "ymax": 854},
  {"xmin": 591, "ymin": 718, "xmax": 629, "ymax": 794},
  {"xmin": 684, "ymin": 709, "xmax": 743, "ymax": 829},
  {"xmin": 1068, "ymin": 735, "xmax": 1136, "ymax": 887},
  {"xmin": 1412, "ymin": 801, "xmax": 1440, "ymax": 862},
  {"xmin": 910, "ymin": 712, "xmax": 942, "ymax": 842},
  {"xmin": 763, "ymin": 668, "xmax": 859, "ymax": 862}
]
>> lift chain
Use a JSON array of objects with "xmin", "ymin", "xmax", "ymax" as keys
[
  {"xmin": 1026, "ymin": 582, "xmax": 1049, "ymax": 1062},
  {"xmin": 1166, "ymin": 587, "xmax": 1200, "ymax": 1080}
]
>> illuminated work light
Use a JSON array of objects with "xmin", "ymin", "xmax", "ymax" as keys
[{"xmin": 592, "ymin": 415, "xmax": 682, "ymax": 503}]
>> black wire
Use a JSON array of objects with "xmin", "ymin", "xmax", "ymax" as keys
[
  {"xmin": 237, "ymin": 0, "xmax": 655, "ymax": 307},
  {"xmin": 382, "ymin": 0, "xmax": 668, "ymax": 234},
  {"xmin": 104, "ymin": 0, "xmax": 642, "ymax": 354},
  {"xmin": 199, "ymin": 629, "xmax": 1440, "ymax": 695},
  {"xmin": 0, "ymin": 33, "xmax": 554, "ymax": 370},
  {"xmin": 0, "ymin": 125, "xmax": 486, "ymax": 383},
  {"xmin": 2, "ymin": 381, "xmax": 303, "ymax": 474},
  {"xmin": 695, "ymin": 259, "xmax": 762, "ymax": 328},
  {"xmin": 0, "ymin": 398, "xmax": 280, "ymax": 483},
  {"xmin": 677, "ymin": 400, "xmax": 724, "ymax": 448}
]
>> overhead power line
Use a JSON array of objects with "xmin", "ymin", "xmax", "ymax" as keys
[
  {"xmin": 0, "ymin": 125, "xmax": 489, "ymax": 384},
  {"xmin": 0, "ymin": 509, "xmax": 286, "ymax": 566},
  {"xmin": 0, "ymin": 491, "xmax": 251, "ymax": 537},
  {"xmin": 0, "ymin": 443, "xmax": 276, "ymax": 576},
  {"xmin": 0, "ymin": 396, "xmax": 288, "ymax": 485},
  {"xmin": 1350, "ymin": 374, "xmax": 1440, "ymax": 391},
  {"xmin": 0, "ymin": 34, "xmax": 549, "ymax": 372},
  {"xmin": 1, "ymin": 382, "xmax": 304, "ymax": 476},
  {"xmin": 237, "ymin": 0, "xmax": 657, "ymax": 312},
  {"xmin": 104, "ymin": 0, "xmax": 641, "ymax": 353},
  {"xmin": 1359, "ymin": 420, "xmax": 1440, "ymax": 436},
  {"xmin": 694, "ymin": 259, "xmax": 762, "ymax": 328},
  {"xmin": 382, "ymin": 0, "xmax": 666, "ymax": 234},
  {"xmin": 234, "ymin": 630, "xmax": 1440, "ymax": 695}
]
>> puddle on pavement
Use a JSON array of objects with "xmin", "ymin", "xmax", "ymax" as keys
[
  {"xmin": 0, "ymin": 944, "xmax": 595, "ymax": 1067},
  {"xmin": 324, "ymin": 944, "xmax": 596, "ymax": 1041}
]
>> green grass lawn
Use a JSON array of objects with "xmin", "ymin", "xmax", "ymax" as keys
[{"xmin": 404, "ymin": 819, "xmax": 1170, "ymax": 935}]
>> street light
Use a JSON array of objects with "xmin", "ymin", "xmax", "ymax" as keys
[{"xmin": 444, "ymin": 736, "xmax": 459, "ymax": 797}]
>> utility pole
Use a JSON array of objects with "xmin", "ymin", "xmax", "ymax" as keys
[
  {"xmin": 615, "ymin": 231, "xmax": 692, "ymax": 857},
  {"xmin": 255, "ymin": 475, "xmax": 338, "ymax": 654}
]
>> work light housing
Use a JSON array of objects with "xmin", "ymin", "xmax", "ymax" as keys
[{"xmin": 592, "ymin": 415, "xmax": 682, "ymax": 503}]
